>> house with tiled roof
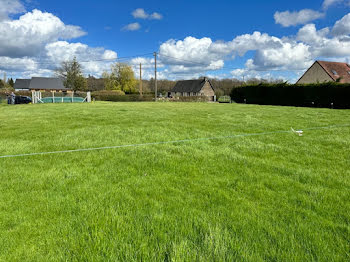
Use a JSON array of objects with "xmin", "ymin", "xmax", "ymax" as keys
[{"xmin": 297, "ymin": 61, "xmax": 350, "ymax": 84}]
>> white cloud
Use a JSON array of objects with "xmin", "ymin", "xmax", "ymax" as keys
[
  {"xmin": 148, "ymin": 29, "xmax": 316, "ymax": 80},
  {"xmin": 323, "ymin": 0, "xmax": 344, "ymax": 9},
  {"xmin": 0, "ymin": 9, "xmax": 86, "ymax": 57},
  {"xmin": 20, "ymin": 69, "xmax": 54, "ymax": 79},
  {"xmin": 150, "ymin": 12, "xmax": 163, "ymax": 20},
  {"xmin": 0, "ymin": 0, "xmax": 25, "ymax": 21},
  {"xmin": 0, "ymin": 5, "xmax": 119, "ymax": 78},
  {"xmin": 230, "ymin": 68, "xmax": 291, "ymax": 82},
  {"xmin": 230, "ymin": 32, "xmax": 312, "ymax": 71},
  {"xmin": 157, "ymin": 37, "xmax": 231, "ymax": 77},
  {"xmin": 129, "ymin": 57, "xmax": 168, "ymax": 80},
  {"xmin": 274, "ymin": 9, "xmax": 324, "ymax": 27},
  {"xmin": 132, "ymin": 8, "xmax": 163, "ymax": 20},
  {"xmin": 160, "ymin": 37, "xmax": 227, "ymax": 65},
  {"xmin": 0, "ymin": 56, "xmax": 36, "ymax": 71},
  {"xmin": 230, "ymin": 32, "xmax": 283, "ymax": 56},
  {"xmin": 130, "ymin": 57, "xmax": 155, "ymax": 69},
  {"xmin": 231, "ymin": 68, "xmax": 269, "ymax": 80},
  {"xmin": 297, "ymin": 24, "xmax": 330, "ymax": 44},
  {"xmin": 332, "ymin": 13, "xmax": 350, "ymax": 36},
  {"xmin": 5, "ymin": 3, "xmax": 350, "ymax": 82},
  {"xmin": 296, "ymin": 18, "xmax": 350, "ymax": 58},
  {"xmin": 246, "ymin": 42, "xmax": 312, "ymax": 71},
  {"xmin": 102, "ymin": 50, "xmax": 118, "ymax": 60},
  {"xmin": 45, "ymin": 41, "xmax": 117, "ymax": 76},
  {"xmin": 122, "ymin": 22, "xmax": 141, "ymax": 31},
  {"xmin": 154, "ymin": 32, "xmax": 313, "ymax": 78},
  {"xmin": 154, "ymin": 10, "xmax": 350, "ymax": 79},
  {"xmin": 298, "ymin": 25, "xmax": 349, "ymax": 57},
  {"xmin": 132, "ymin": 8, "xmax": 148, "ymax": 19}
]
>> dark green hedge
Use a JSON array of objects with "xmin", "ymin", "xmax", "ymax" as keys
[
  {"xmin": 230, "ymin": 83, "xmax": 350, "ymax": 109},
  {"xmin": 92, "ymin": 92, "xmax": 154, "ymax": 102}
]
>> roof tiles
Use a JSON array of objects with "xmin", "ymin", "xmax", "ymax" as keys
[{"xmin": 317, "ymin": 61, "xmax": 350, "ymax": 83}]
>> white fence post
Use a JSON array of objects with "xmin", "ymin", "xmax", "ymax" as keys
[{"xmin": 87, "ymin": 92, "xmax": 91, "ymax": 103}]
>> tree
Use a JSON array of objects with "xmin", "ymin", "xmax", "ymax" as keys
[
  {"xmin": 7, "ymin": 78, "xmax": 14, "ymax": 87},
  {"xmin": 55, "ymin": 57, "xmax": 87, "ymax": 91},
  {"xmin": 0, "ymin": 80, "xmax": 4, "ymax": 89},
  {"xmin": 102, "ymin": 70, "xmax": 118, "ymax": 91},
  {"xmin": 87, "ymin": 75, "xmax": 105, "ymax": 91},
  {"xmin": 102, "ymin": 63, "xmax": 137, "ymax": 93}
]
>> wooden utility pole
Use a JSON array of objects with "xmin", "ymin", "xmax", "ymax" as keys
[
  {"xmin": 154, "ymin": 52, "xmax": 157, "ymax": 100},
  {"xmin": 139, "ymin": 63, "xmax": 143, "ymax": 96}
]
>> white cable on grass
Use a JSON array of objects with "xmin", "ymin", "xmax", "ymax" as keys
[{"xmin": 0, "ymin": 124, "xmax": 349, "ymax": 159}]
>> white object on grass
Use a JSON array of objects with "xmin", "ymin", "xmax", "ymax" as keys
[{"xmin": 291, "ymin": 128, "xmax": 303, "ymax": 136}]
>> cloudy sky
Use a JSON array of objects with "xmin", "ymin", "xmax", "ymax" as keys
[{"xmin": 2, "ymin": 0, "xmax": 350, "ymax": 82}]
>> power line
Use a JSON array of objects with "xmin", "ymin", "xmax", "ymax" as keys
[
  {"xmin": 1, "ymin": 53, "xmax": 155, "ymax": 67},
  {"xmin": 159, "ymin": 53, "xmax": 211, "ymax": 67},
  {"xmin": 2, "ymin": 52, "xmax": 302, "ymax": 73},
  {"xmin": 158, "ymin": 53, "xmax": 305, "ymax": 73},
  {"xmin": 3, "ymin": 51, "xmax": 303, "ymax": 82}
]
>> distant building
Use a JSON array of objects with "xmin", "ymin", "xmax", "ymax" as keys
[
  {"xmin": 28, "ymin": 77, "xmax": 69, "ymax": 91},
  {"xmin": 14, "ymin": 77, "xmax": 70, "ymax": 92},
  {"xmin": 14, "ymin": 79, "xmax": 31, "ymax": 91},
  {"xmin": 297, "ymin": 61, "xmax": 350, "ymax": 84},
  {"xmin": 170, "ymin": 78, "xmax": 216, "ymax": 101}
]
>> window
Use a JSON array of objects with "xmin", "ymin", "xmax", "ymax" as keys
[
  {"xmin": 347, "ymin": 71, "xmax": 350, "ymax": 75},
  {"xmin": 332, "ymin": 70, "xmax": 338, "ymax": 75}
]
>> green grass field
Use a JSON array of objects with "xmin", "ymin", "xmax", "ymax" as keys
[{"xmin": 0, "ymin": 102, "xmax": 349, "ymax": 261}]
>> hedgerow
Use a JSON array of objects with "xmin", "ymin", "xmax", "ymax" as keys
[{"xmin": 230, "ymin": 82, "xmax": 350, "ymax": 108}]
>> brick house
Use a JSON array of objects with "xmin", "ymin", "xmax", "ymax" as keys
[
  {"xmin": 297, "ymin": 61, "xmax": 350, "ymax": 84},
  {"xmin": 169, "ymin": 78, "xmax": 216, "ymax": 101}
]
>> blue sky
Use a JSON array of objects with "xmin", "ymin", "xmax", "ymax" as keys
[
  {"xmin": 1, "ymin": 0, "xmax": 350, "ymax": 81},
  {"xmin": 30, "ymin": 1, "xmax": 338, "ymax": 51}
]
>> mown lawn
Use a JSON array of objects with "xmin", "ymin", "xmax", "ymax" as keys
[{"xmin": 0, "ymin": 102, "xmax": 349, "ymax": 261}]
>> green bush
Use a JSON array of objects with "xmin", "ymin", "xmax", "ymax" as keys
[
  {"xmin": 230, "ymin": 82, "xmax": 350, "ymax": 109},
  {"xmin": 218, "ymin": 96, "xmax": 232, "ymax": 103}
]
